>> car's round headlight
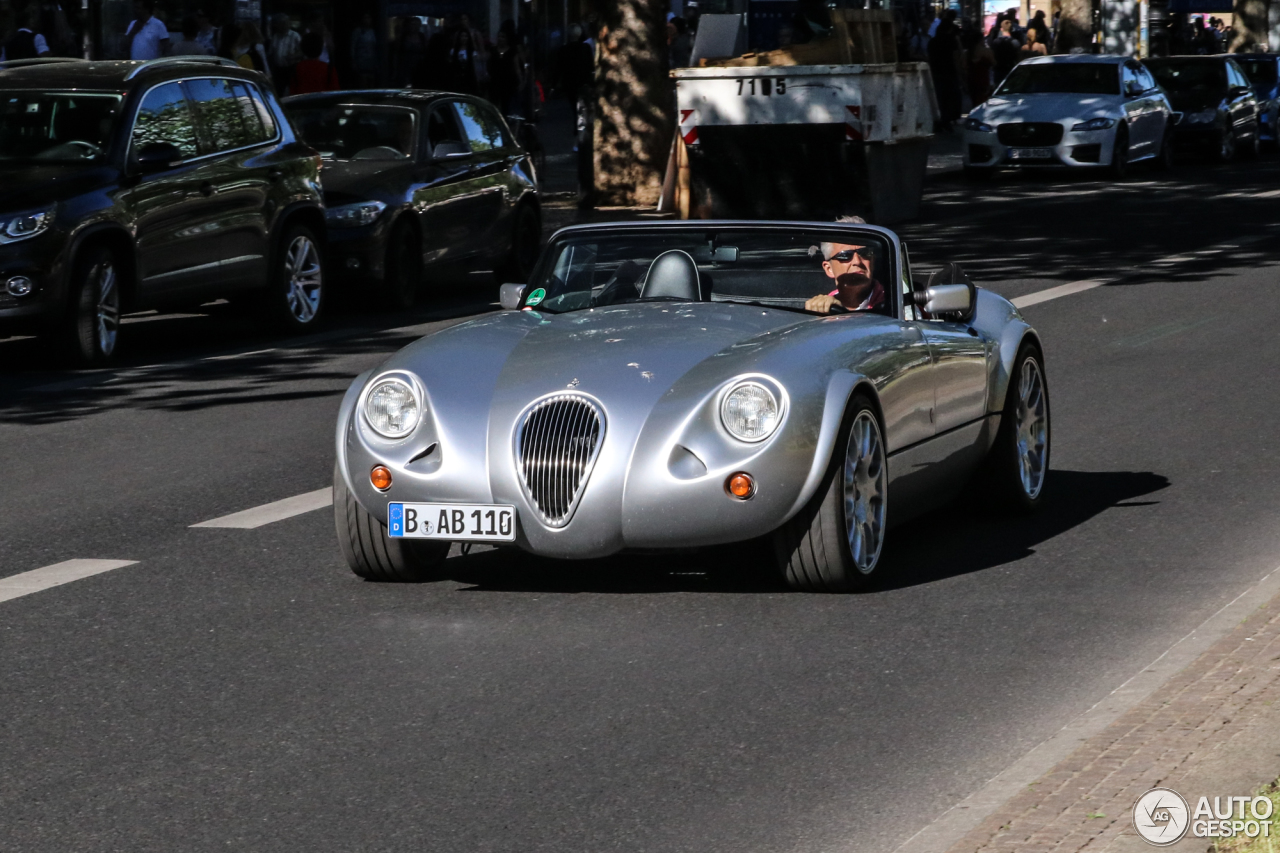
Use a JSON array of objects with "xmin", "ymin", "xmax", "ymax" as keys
[
  {"xmin": 363, "ymin": 376, "xmax": 421, "ymax": 438},
  {"xmin": 721, "ymin": 381, "xmax": 781, "ymax": 442}
]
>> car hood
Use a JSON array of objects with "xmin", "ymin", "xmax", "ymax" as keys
[
  {"xmin": 977, "ymin": 93, "xmax": 1121, "ymax": 123},
  {"xmin": 319, "ymin": 159, "xmax": 414, "ymax": 205},
  {"xmin": 0, "ymin": 163, "xmax": 116, "ymax": 212},
  {"xmin": 1163, "ymin": 90, "xmax": 1225, "ymax": 113}
]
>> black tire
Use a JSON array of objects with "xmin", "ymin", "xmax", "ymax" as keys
[
  {"xmin": 1108, "ymin": 125, "xmax": 1130, "ymax": 179},
  {"xmin": 334, "ymin": 464, "xmax": 449, "ymax": 582},
  {"xmin": 64, "ymin": 244, "xmax": 122, "ymax": 365},
  {"xmin": 383, "ymin": 220, "xmax": 422, "ymax": 310},
  {"xmin": 979, "ymin": 341, "xmax": 1050, "ymax": 512},
  {"xmin": 496, "ymin": 202, "xmax": 541, "ymax": 284},
  {"xmin": 773, "ymin": 394, "xmax": 888, "ymax": 592},
  {"xmin": 1155, "ymin": 127, "xmax": 1176, "ymax": 171},
  {"xmin": 1215, "ymin": 123, "xmax": 1236, "ymax": 163},
  {"xmin": 273, "ymin": 222, "xmax": 325, "ymax": 330},
  {"xmin": 1241, "ymin": 121, "xmax": 1261, "ymax": 159}
]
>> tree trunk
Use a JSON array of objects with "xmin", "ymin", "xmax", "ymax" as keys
[
  {"xmin": 1231, "ymin": 0, "xmax": 1270, "ymax": 50},
  {"xmin": 1054, "ymin": 0, "xmax": 1094, "ymax": 53},
  {"xmin": 591, "ymin": 0, "xmax": 674, "ymax": 207}
]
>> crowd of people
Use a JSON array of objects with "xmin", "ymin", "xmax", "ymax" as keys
[{"xmin": 387, "ymin": 14, "xmax": 535, "ymax": 116}]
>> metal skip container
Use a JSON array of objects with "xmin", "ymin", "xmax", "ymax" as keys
[{"xmin": 670, "ymin": 62, "xmax": 939, "ymax": 224}]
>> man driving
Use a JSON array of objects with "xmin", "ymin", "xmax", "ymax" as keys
[{"xmin": 804, "ymin": 227, "xmax": 886, "ymax": 315}]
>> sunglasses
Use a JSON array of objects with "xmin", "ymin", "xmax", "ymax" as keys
[{"xmin": 826, "ymin": 247, "xmax": 875, "ymax": 263}]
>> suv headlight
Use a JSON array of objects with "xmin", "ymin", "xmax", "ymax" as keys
[
  {"xmin": 326, "ymin": 200, "xmax": 387, "ymax": 228},
  {"xmin": 0, "ymin": 205, "xmax": 55, "ymax": 243},
  {"xmin": 1071, "ymin": 117, "xmax": 1117, "ymax": 131},
  {"xmin": 720, "ymin": 380, "xmax": 782, "ymax": 442},
  {"xmin": 363, "ymin": 373, "xmax": 422, "ymax": 438},
  {"xmin": 1185, "ymin": 109, "xmax": 1218, "ymax": 124},
  {"xmin": 963, "ymin": 116, "xmax": 995, "ymax": 133}
]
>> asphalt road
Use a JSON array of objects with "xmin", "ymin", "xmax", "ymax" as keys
[{"xmin": 3, "ymin": 155, "xmax": 1280, "ymax": 853}]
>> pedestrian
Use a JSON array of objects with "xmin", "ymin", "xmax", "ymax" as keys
[
  {"xmin": 303, "ymin": 12, "xmax": 332, "ymax": 64},
  {"xmin": 194, "ymin": 8, "xmax": 218, "ymax": 54},
  {"xmin": 290, "ymin": 31, "xmax": 338, "ymax": 95},
  {"xmin": 418, "ymin": 15, "xmax": 456, "ymax": 88},
  {"xmin": 459, "ymin": 14, "xmax": 488, "ymax": 92},
  {"xmin": 124, "ymin": 0, "xmax": 168, "ymax": 61},
  {"xmin": 929, "ymin": 17, "xmax": 963, "ymax": 130},
  {"xmin": 447, "ymin": 27, "xmax": 479, "ymax": 94},
  {"xmin": 1020, "ymin": 28, "xmax": 1048, "ymax": 58},
  {"xmin": 1, "ymin": 6, "xmax": 52, "ymax": 61},
  {"xmin": 489, "ymin": 27, "xmax": 522, "ymax": 114},
  {"xmin": 232, "ymin": 21, "xmax": 269, "ymax": 74},
  {"xmin": 350, "ymin": 13, "xmax": 378, "ymax": 88},
  {"xmin": 964, "ymin": 25, "xmax": 995, "ymax": 106},
  {"xmin": 992, "ymin": 18, "xmax": 1020, "ymax": 82},
  {"xmin": 268, "ymin": 13, "xmax": 300, "ymax": 92},
  {"xmin": 168, "ymin": 15, "xmax": 211, "ymax": 56},
  {"xmin": 668, "ymin": 16, "xmax": 692, "ymax": 68},
  {"xmin": 394, "ymin": 17, "xmax": 427, "ymax": 87},
  {"xmin": 907, "ymin": 18, "xmax": 931, "ymax": 61}
]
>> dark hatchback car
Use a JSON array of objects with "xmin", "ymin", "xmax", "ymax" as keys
[
  {"xmin": 282, "ymin": 90, "xmax": 540, "ymax": 309},
  {"xmin": 0, "ymin": 56, "xmax": 325, "ymax": 364},
  {"xmin": 1235, "ymin": 53, "xmax": 1280, "ymax": 147},
  {"xmin": 1146, "ymin": 55, "xmax": 1261, "ymax": 162}
]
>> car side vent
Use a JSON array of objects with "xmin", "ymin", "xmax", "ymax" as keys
[{"xmin": 516, "ymin": 394, "xmax": 604, "ymax": 527}]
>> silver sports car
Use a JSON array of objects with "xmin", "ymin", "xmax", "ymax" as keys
[{"xmin": 334, "ymin": 221, "xmax": 1049, "ymax": 591}]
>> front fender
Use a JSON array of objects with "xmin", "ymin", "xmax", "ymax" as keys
[{"xmin": 972, "ymin": 288, "xmax": 1037, "ymax": 413}]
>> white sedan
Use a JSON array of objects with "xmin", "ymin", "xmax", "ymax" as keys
[{"xmin": 963, "ymin": 54, "xmax": 1176, "ymax": 177}]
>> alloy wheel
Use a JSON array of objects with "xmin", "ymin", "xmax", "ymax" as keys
[
  {"xmin": 842, "ymin": 410, "xmax": 888, "ymax": 574},
  {"xmin": 95, "ymin": 260, "xmax": 119, "ymax": 358},
  {"xmin": 284, "ymin": 235, "xmax": 322, "ymax": 323},
  {"xmin": 1015, "ymin": 357, "xmax": 1049, "ymax": 499}
]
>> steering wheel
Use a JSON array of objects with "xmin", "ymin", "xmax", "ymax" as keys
[
  {"xmin": 38, "ymin": 140, "xmax": 102, "ymax": 160},
  {"xmin": 825, "ymin": 301, "xmax": 849, "ymax": 315}
]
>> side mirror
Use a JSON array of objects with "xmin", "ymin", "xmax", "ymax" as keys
[
  {"xmin": 918, "ymin": 284, "xmax": 973, "ymax": 315},
  {"xmin": 134, "ymin": 141, "xmax": 182, "ymax": 173},
  {"xmin": 1124, "ymin": 80, "xmax": 1144, "ymax": 97},
  {"xmin": 433, "ymin": 141, "xmax": 472, "ymax": 161},
  {"xmin": 499, "ymin": 282, "xmax": 526, "ymax": 310}
]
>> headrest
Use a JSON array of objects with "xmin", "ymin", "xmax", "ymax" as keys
[{"xmin": 640, "ymin": 250, "xmax": 701, "ymax": 302}]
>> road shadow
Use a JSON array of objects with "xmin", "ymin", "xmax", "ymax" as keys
[{"xmin": 437, "ymin": 469, "xmax": 1169, "ymax": 595}]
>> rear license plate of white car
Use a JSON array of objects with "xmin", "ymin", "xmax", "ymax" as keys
[
  {"xmin": 388, "ymin": 502, "xmax": 516, "ymax": 541},
  {"xmin": 1009, "ymin": 147, "xmax": 1053, "ymax": 159}
]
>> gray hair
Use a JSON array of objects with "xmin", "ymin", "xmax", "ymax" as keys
[{"xmin": 818, "ymin": 215, "xmax": 868, "ymax": 260}]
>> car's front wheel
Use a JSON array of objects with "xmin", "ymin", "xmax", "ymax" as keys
[
  {"xmin": 774, "ymin": 394, "xmax": 888, "ymax": 592},
  {"xmin": 334, "ymin": 465, "xmax": 449, "ymax": 582},
  {"xmin": 1216, "ymin": 123, "xmax": 1237, "ymax": 163},
  {"xmin": 496, "ymin": 202, "xmax": 541, "ymax": 283},
  {"xmin": 64, "ymin": 244, "xmax": 122, "ymax": 365},
  {"xmin": 274, "ymin": 223, "xmax": 325, "ymax": 329},
  {"xmin": 383, "ymin": 220, "xmax": 422, "ymax": 310},
  {"xmin": 1109, "ymin": 125, "xmax": 1130, "ymax": 179},
  {"xmin": 1241, "ymin": 120, "xmax": 1262, "ymax": 159},
  {"xmin": 1155, "ymin": 126, "xmax": 1176, "ymax": 171}
]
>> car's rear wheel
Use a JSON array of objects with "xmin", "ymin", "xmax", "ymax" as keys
[
  {"xmin": 334, "ymin": 464, "xmax": 449, "ymax": 582},
  {"xmin": 383, "ymin": 220, "xmax": 422, "ymax": 310},
  {"xmin": 774, "ymin": 394, "xmax": 888, "ymax": 592},
  {"xmin": 1109, "ymin": 125, "xmax": 1130, "ymax": 179},
  {"xmin": 496, "ymin": 202, "xmax": 541, "ymax": 284},
  {"xmin": 64, "ymin": 244, "xmax": 121, "ymax": 366},
  {"xmin": 980, "ymin": 341, "xmax": 1050, "ymax": 511},
  {"xmin": 1216, "ymin": 123, "xmax": 1237, "ymax": 163},
  {"xmin": 274, "ymin": 223, "xmax": 325, "ymax": 329}
]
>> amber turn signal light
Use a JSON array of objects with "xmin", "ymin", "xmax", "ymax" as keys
[
  {"xmin": 370, "ymin": 465, "xmax": 393, "ymax": 491},
  {"xmin": 727, "ymin": 472, "xmax": 755, "ymax": 499}
]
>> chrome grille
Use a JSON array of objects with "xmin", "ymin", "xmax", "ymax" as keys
[
  {"xmin": 997, "ymin": 122, "xmax": 1065, "ymax": 146},
  {"xmin": 516, "ymin": 395, "xmax": 604, "ymax": 527}
]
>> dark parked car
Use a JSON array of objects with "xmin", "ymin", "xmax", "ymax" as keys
[
  {"xmin": 1146, "ymin": 55, "xmax": 1261, "ymax": 162},
  {"xmin": 282, "ymin": 90, "xmax": 541, "ymax": 309},
  {"xmin": 0, "ymin": 56, "xmax": 326, "ymax": 364},
  {"xmin": 1235, "ymin": 53, "xmax": 1280, "ymax": 148}
]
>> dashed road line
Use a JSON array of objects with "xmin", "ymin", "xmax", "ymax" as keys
[
  {"xmin": 191, "ymin": 488, "xmax": 333, "ymax": 529},
  {"xmin": 1010, "ymin": 279, "xmax": 1110, "ymax": 309},
  {"xmin": 0, "ymin": 559, "xmax": 139, "ymax": 604}
]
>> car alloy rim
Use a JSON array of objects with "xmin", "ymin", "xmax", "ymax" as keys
[
  {"xmin": 843, "ymin": 410, "xmax": 887, "ymax": 574},
  {"xmin": 95, "ymin": 260, "xmax": 119, "ymax": 357},
  {"xmin": 1015, "ymin": 357, "xmax": 1049, "ymax": 498},
  {"xmin": 284, "ymin": 235, "xmax": 322, "ymax": 323}
]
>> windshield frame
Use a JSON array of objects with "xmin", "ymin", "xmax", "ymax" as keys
[
  {"xmin": 524, "ymin": 222, "xmax": 905, "ymax": 320},
  {"xmin": 0, "ymin": 90, "xmax": 124, "ymax": 165},
  {"xmin": 283, "ymin": 102, "xmax": 420, "ymax": 162}
]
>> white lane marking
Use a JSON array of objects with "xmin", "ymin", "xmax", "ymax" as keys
[
  {"xmin": 1011, "ymin": 279, "xmax": 1110, "ymax": 309},
  {"xmin": 191, "ymin": 488, "xmax": 333, "ymax": 529},
  {"xmin": 890, "ymin": 562, "xmax": 1280, "ymax": 853},
  {"xmin": 204, "ymin": 348, "xmax": 276, "ymax": 361},
  {"xmin": 0, "ymin": 559, "xmax": 139, "ymax": 604}
]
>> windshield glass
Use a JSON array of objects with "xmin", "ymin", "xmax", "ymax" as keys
[
  {"xmin": 0, "ymin": 92, "xmax": 120, "ymax": 163},
  {"xmin": 1237, "ymin": 58, "xmax": 1278, "ymax": 87},
  {"xmin": 529, "ymin": 228, "xmax": 895, "ymax": 317},
  {"xmin": 995, "ymin": 63, "xmax": 1119, "ymax": 95},
  {"xmin": 1147, "ymin": 61, "xmax": 1227, "ymax": 92},
  {"xmin": 285, "ymin": 104, "xmax": 417, "ymax": 160}
]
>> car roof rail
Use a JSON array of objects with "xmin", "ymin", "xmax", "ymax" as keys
[
  {"xmin": 124, "ymin": 56, "xmax": 243, "ymax": 80},
  {"xmin": 0, "ymin": 57, "xmax": 85, "ymax": 70}
]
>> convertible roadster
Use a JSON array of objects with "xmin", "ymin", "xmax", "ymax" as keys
[{"xmin": 334, "ymin": 221, "xmax": 1049, "ymax": 591}]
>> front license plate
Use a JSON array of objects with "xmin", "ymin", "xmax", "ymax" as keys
[
  {"xmin": 388, "ymin": 502, "xmax": 516, "ymax": 541},
  {"xmin": 1009, "ymin": 147, "xmax": 1053, "ymax": 159}
]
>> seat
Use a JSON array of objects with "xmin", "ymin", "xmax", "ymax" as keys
[{"xmin": 640, "ymin": 250, "xmax": 702, "ymax": 301}]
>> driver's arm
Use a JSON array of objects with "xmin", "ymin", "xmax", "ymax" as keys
[{"xmin": 805, "ymin": 293, "xmax": 839, "ymax": 313}]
